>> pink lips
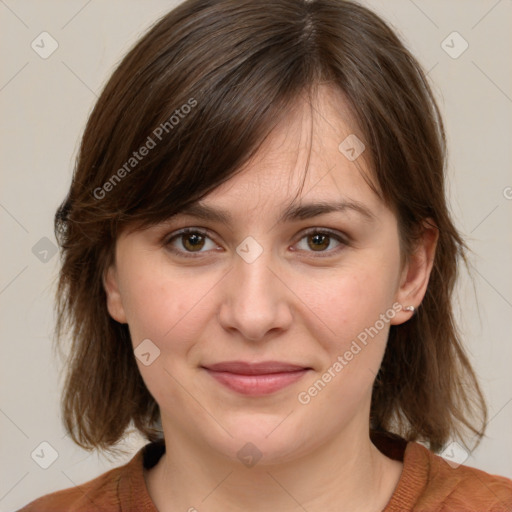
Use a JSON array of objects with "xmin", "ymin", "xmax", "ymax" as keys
[{"xmin": 202, "ymin": 361, "xmax": 311, "ymax": 396}]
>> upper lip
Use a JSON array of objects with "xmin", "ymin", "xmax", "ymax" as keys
[{"xmin": 203, "ymin": 361, "xmax": 310, "ymax": 375}]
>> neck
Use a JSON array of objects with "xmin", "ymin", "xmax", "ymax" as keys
[{"xmin": 145, "ymin": 420, "xmax": 403, "ymax": 512}]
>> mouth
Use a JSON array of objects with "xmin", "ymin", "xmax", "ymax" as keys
[{"xmin": 201, "ymin": 361, "xmax": 312, "ymax": 396}]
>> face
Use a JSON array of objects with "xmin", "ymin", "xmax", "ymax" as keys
[{"xmin": 104, "ymin": 85, "xmax": 437, "ymax": 465}]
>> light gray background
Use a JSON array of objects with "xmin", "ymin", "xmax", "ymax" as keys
[{"xmin": 1, "ymin": 1, "xmax": 511, "ymax": 510}]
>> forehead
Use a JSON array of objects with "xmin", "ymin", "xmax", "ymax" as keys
[{"xmin": 186, "ymin": 84, "xmax": 383, "ymax": 221}]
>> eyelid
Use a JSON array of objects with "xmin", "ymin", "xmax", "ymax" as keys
[{"xmin": 299, "ymin": 227, "xmax": 348, "ymax": 243}]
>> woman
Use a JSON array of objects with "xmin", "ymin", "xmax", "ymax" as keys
[{"xmin": 19, "ymin": 0, "xmax": 512, "ymax": 510}]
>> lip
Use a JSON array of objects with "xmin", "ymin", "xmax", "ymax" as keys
[
  {"xmin": 202, "ymin": 361, "xmax": 311, "ymax": 396},
  {"xmin": 204, "ymin": 360, "xmax": 310, "ymax": 374}
]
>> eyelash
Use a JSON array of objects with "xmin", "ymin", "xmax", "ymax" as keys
[{"xmin": 163, "ymin": 227, "xmax": 348, "ymax": 259}]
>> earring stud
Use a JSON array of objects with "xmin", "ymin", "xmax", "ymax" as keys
[{"xmin": 403, "ymin": 305, "xmax": 415, "ymax": 313}]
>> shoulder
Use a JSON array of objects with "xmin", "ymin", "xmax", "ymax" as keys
[
  {"xmin": 409, "ymin": 441, "xmax": 512, "ymax": 511},
  {"xmin": 17, "ymin": 451, "xmax": 142, "ymax": 512}
]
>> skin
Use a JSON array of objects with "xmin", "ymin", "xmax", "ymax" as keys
[{"xmin": 104, "ymin": 84, "xmax": 438, "ymax": 512}]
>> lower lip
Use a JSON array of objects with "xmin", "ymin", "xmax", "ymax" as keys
[{"xmin": 204, "ymin": 369, "xmax": 310, "ymax": 395}]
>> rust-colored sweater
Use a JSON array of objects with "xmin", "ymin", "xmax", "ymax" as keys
[{"xmin": 18, "ymin": 432, "xmax": 512, "ymax": 511}]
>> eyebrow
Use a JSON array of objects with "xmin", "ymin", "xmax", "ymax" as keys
[{"xmin": 174, "ymin": 199, "xmax": 376, "ymax": 224}]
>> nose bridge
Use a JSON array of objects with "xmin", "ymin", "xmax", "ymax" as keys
[
  {"xmin": 234, "ymin": 235, "xmax": 280, "ymax": 307},
  {"xmin": 236, "ymin": 239, "xmax": 275, "ymax": 295},
  {"xmin": 218, "ymin": 235, "xmax": 292, "ymax": 340}
]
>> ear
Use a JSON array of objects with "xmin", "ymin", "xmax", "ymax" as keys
[
  {"xmin": 103, "ymin": 264, "xmax": 128, "ymax": 324},
  {"xmin": 390, "ymin": 219, "xmax": 439, "ymax": 325}
]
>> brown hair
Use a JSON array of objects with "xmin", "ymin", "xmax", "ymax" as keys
[{"xmin": 54, "ymin": 0, "xmax": 487, "ymax": 455}]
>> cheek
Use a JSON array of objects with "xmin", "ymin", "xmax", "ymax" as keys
[
  {"xmin": 291, "ymin": 264, "xmax": 398, "ymax": 403},
  {"xmin": 118, "ymin": 263, "xmax": 215, "ymax": 406},
  {"xmin": 118, "ymin": 259, "xmax": 218, "ymax": 350},
  {"xmin": 292, "ymin": 269, "xmax": 397, "ymax": 423},
  {"xmin": 294, "ymin": 266, "xmax": 394, "ymax": 341}
]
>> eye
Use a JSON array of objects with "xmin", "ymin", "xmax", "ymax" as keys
[
  {"xmin": 164, "ymin": 228, "xmax": 218, "ymax": 258},
  {"xmin": 163, "ymin": 227, "xmax": 348, "ymax": 259},
  {"xmin": 294, "ymin": 228, "xmax": 347, "ymax": 257}
]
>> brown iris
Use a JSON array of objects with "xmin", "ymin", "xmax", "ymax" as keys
[
  {"xmin": 307, "ymin": 233, "xmax": 330, "ymax": 251},
  {"xmin": 182, "ymin": 233, "xmax": 206, "ymax": 252}
]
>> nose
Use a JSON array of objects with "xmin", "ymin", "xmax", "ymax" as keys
[{"xmin": 217, "ymin": 245, "xmax": 293, "ymax": 342}]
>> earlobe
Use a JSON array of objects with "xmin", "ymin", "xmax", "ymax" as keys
[
  {"xmin": 390, "ymin": 219, "xmax": 439, "ymax": 325},
  {"xmin": 103, "ymin": 265, "xmax": 128, "ymax": 324}
]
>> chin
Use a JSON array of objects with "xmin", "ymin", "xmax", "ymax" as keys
[{"xmin": 204, "ymin": 417, "xmax": 311, "ymax": 467}]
